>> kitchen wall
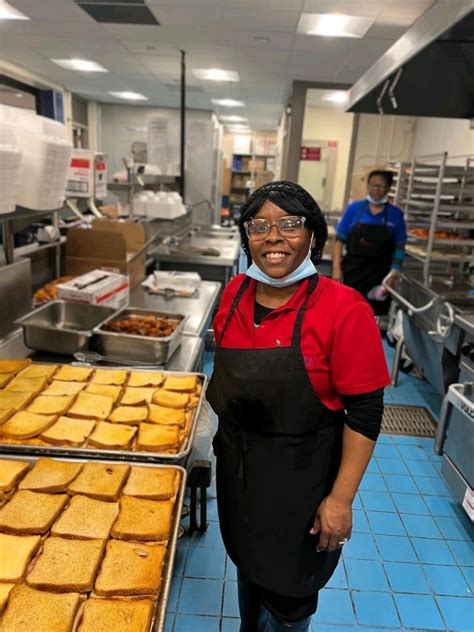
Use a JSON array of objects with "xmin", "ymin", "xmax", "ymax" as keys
[
  {"xmin": 100, "ymin": 104, "xmax": 217, "ymax": 206},
  {"xmin": 411, "ymin": 116, "xmax": 474, "ymax": 163},
  {"xmin": 352, "ymin": 114, "xmax": 416, "ymax": 173},
  {"xmin": 300, "ymin": 105, "xmax": 354, "ymax": 212}
]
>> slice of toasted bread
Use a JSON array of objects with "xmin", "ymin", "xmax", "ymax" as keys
[
  {"xmin": 136, "ymin": 423, "xmax": 179, "ymax": 452},
  {"xmin": 0, "ymin": 408, "xmax": 13, "ymax": 424},
  {"xmin": 0, "ymin": 359, "xmax": 31, "ymax": 374},
  {"xmin": 28, "ymin": 395, "xmax": 74, "ymax": 416},
  {"xmin": 109, "ymin": 406, "xmax": 148, "ymax": 425},
  {"xmin": 147, "ymin": 403, "xmax": 185, "ymax": 426},
  {"xmin": 0, "ymin": 459, "xmax": 29, "ymax": 492},
  {"xmin": 120, "ymin": 387, "xmax": 157, "ymax": 406},
  {"xmin": 84, "ymin": 383, "xmax": 122, "ymax": 403},
  {"xmin": 17, "ymin": 364, "xmax": 58, "ymax": 380},
  {"xmin": 94, "ymin": 540, "xmax": 166, "ymax": 596},
  {"xmin": 54, "ymin": 366, "xmax": 93, "ymax": 382},
  {"xmin": 0, "ymin": 411, "xmax": 57, "ymax": 439},
  {"xmin": 18, "ymin": 458, "xmax": 82, "ymax": 493},
  {"xmin": 42, "ymin": 381, "xmax": 86, "ymax": 397},
  {"xmin": 27, "ymin": 537, "xmax": 105, "ymax": 593},
  {"xmin": 5, "ymin": 376, "xmax": 48, "ymax": 394},
  {"xmin": 123, "ymin": 466, "xmax": 179, "ymax": 500},
  {"xmin": 51, "ymin": 495, "xmax": 119, "ymax": 540},
  {"xmin": 163, "ymin": 374, "xmax": 197, "ymax": 392},
  {"xmin": 88, "ymin": 421, "xmax": 137, "ymax": 450},
  {"xmin": 111, "ymin": 496, "xmax": 173, "ymax": 542},
  {"xmin": 0, "ymin": 583, "xmax": 13, "ymax": 614},
  {"xmin": 0, "ymin": 585, "xmax": 82, "ymax": 632},
  {"xmin": 78, "ymin": 597, "xmax": 154, "ymax": 632},
  {"xmin": 67, "ymin": 462, "xmax": 130, "ymax": 501},
  {"xmin": 0, "ymin": 374, "xmax": 14, "ymax": 388},
  {"xmin": 0, "ymin": 390, "xmax": 35, "ymax": 412},
  {"xmin": 0, "ymin": 490, "xmax": 68, "ymax": 535},
  {"xmin": 40, "ymin": 416, "xmax": 95, "ymax": 447},
  {"xmin": 91, "ymin": 369, "xmax": 128, "ymax": 386},
  {"xmin": 127, "ymin": 371, "xmax": 164, "ymax": 388},
  {"xmin": 68, "ymin": 392, "xmax": 114, "ymax": 420},
  {"xmin": 151, "ymin": 389, "xmax": 189, "ymax": 409},
  {"xmin": 0, "ymin": 533, "xmax": 42, "ymax": 583}
]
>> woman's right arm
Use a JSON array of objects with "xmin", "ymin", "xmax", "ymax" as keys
[{"xmin": 332, "ymin": 239, "xmax": 344, "ymax": 282}]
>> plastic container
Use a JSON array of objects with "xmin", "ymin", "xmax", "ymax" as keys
[{"xmin": 0, "ymin": 125, "xmax": 22, "ymax": 214}]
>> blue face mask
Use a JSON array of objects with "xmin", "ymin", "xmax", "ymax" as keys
[
  {"xmin": 246, "ymin": 237, "xmax": 316, "ymax": 288},
  {"xmin": 366, "ymin": 194, "xmax": 388, "ymax": 206}
]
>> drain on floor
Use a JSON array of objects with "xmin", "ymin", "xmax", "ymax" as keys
[{"xmin": 382, "ymin": 405, "xmax": 437, "ymax": 437}]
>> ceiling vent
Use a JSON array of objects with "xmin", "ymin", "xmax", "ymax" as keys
[{"xmin": 74, "ymin": 1, "xmax": 159, "ymax": 25}]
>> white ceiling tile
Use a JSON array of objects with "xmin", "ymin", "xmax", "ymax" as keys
[
  {"xmin": 0, "ymin": 19, "xmax": 106, "ymax": 38},
  {"xmin": 148, "ymin": 5, "xmax": 226, "ymax": 27},
  {"xmin": 383, "ymin": 0, "xmax": 435, "ymax": 22},
  {"xmin": 231, "ymin": 30, "xmax": 294, "ymax": 51},
  {"xmin": 364, "ymin": 19, "xmax": 408, "ymax": 39},
  {"xmin": 8, "ymin": 0, "xmax": 92, "ymax": 21},
  {"xmin": 301, "ymin": 0, "xmax": 389, "ymax": 17},
  {"xmin": 227, "ymin": 0, "xmax": 303, "ymax": 9},
  {"xmin": 104, "ymin": 24, "xmax": 232, "ymax": 46},
  {"xmin": 223, "ymin": 9, "xmax": 299, "ymax": 32}
]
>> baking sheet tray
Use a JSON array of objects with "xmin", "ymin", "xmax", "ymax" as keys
[
  {"xmin": 0, "ymin": 367, "xmax": 207, "ymax": 465},
  {"xmin": 0, "ymin": 454, "xmax": 186, "ymax": 632}
]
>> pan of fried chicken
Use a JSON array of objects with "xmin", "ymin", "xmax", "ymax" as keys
[{"xmin": 93, "ymin": 308, "xmax": 186, "ymax": 364}]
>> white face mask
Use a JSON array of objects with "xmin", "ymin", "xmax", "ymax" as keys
[
  {"xmin": 366, "ymin": 194, "xmax": 388, "ymax": 206},
  {"xmin": 246, "ymin": 234, "xmax": 316, "ymax": 288}
]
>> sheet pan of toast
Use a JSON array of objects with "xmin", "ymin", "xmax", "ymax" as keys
[
  {"xmin": 0, "ymin": 360, "xmax": 206, "ymax": 463},
  {"xmin": 0, "ymin": 455, "xmax": 186, "ymax": 632}
]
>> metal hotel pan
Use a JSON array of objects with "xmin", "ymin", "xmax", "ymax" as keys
[
  {"xmin": 0, "ymin": 454, "xmax": 186, "ymax": 632},
  {"xmin": 0, "ymin": 368, "xmax": 207, "ymax": 466},
  {"xmin": 93, "ymin": 307, "xmax": 187, "ymax": 364}
]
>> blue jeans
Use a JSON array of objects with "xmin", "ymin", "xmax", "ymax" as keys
[{"xmin": 237, "ymin": 570, "xmax": 313, "ymax": 632}]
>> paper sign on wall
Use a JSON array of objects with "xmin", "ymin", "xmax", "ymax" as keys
[{"xmin": 147, "ymin": 117, "xmax": 168, "ymax": 174}]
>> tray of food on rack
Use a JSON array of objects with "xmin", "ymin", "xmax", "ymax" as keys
[
  {"xmin": 33, "ymin": 276, "xmax": 77, "ymax": 307},
  {"xmin": 0, "ymin": 454, "xmax": 185, "ymax": 632},
  {"xmin": 93, "ymin": 308, "xmax": 187, "ymax": 364},
  {"xmin": 408, "ymin": 228, "xmax": 467, "ymax": 241},
  {"xmin": 0, "ymin": 359, "xmax": 206, "ymax": 463}
]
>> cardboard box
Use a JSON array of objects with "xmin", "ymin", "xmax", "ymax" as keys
[
  {"xmin": 254, "ymin": 170, "xmax": 273, "ymax": 189},
  {"xmin": 57, "ymin": 270, "xmax": 129, "ymax": 310},
  {"xmin": 222, "ymin": 160, "xmax": 231, "ymax": 196},
  {"xmin": 248, "ymin": 158, "xmax": 265, "ymax": 172},
  {"xmin": 66, "ymin": 220, "xmax": 146, "ymax": 289}
]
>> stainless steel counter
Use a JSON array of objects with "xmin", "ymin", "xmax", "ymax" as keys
[
  {"xmin": 0, "ymin": 328, "xmax": 204, "ymax": 373},
  {"xmin": 130, "ymin": 282, "xmax": 221, "ymax": 338}
]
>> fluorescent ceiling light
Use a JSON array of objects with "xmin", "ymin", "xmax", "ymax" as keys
[
  {"xmin": 298, "ymin": 13, "xmax": 374, "ymax": 38},
  {"xmin": 193, "ymin": 68, "xmax": 239, "ymax": 82},
  {"xmin": 220, "ymin": 115, "xmax": 247, "ymax": 122},
  {"xmin": 0, "ymin": 1, "xmax": 29, "ymax": 20},
  {"xmin": 211, "ymin": 98, "xmax": 245, "ymax": 107},
  {"xmin": 108, "ymin": 91, "xmax": 148, "ymax": 101},
  {"xmin": 321, "ymin": 90, "xmax": 349, "ymax": 104},
  {"xmin": 52, "ymin": 58, "xmax": 108, "ymax": 72}
]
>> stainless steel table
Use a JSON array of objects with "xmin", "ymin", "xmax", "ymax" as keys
[
  {"xmin": 150, "ymin": 237, "xmax": 240, "ymax": 286},
  {"xmin": 0, "ymin": 328, "xmax": 204, "ymax": 373},
  {"xmin": 130, "ymin": 282, "xmax": 221, "ymax": 338}
]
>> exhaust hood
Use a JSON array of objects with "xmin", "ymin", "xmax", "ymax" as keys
[{"xmin": 346, "ymin": 2, "xmax": 474, "ymax": 119}]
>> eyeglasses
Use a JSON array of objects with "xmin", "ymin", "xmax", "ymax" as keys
[
  {"xmin": 368, "ymin": 184, "xmax": 388, "ymax": 190},
  {"xmin": 244, "ymin": 216, "xmax": 307, "ymax": 241}
]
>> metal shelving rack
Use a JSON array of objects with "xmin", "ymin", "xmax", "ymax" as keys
[
  {"xmin": 0, "ymin": 206, "xmax": 63, "ymax": 276},
  {"xmin": 403, "ymin": 152, "xmax": 474, "ymax": 286},
  {"xmin": 387, "ymin": 161, "xmax": 410, "ymax": 208},
  {"xmin": 108, "ymin": 175, "xmax": 179, "ymax": 218}
]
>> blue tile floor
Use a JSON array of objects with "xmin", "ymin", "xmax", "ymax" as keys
[{"xmin": 169, "ymin": 342, "xmax": 473, "ymax": 631}]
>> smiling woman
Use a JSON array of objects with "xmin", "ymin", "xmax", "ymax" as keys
[{"xmin": 206, "ymin": 181, "xmax": 390, "ymax": 632}]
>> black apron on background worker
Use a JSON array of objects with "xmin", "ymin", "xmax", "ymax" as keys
[
  {"xmin": 341, "ymin": 202, "xmax": 395, "ymax": 315},
  {"xmin": 207, "ymin": 274, "xmax": 344, "ymax": 623}
]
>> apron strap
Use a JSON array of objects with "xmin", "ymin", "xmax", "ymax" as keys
[
  {"xmin": 291, "ymin": 274, "xmax": 319, "ymax": 347},
  {"xmin": 216, "ymin": 276, "xmax": 251, "ymax": 345}
]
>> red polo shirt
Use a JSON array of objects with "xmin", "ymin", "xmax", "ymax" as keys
[{"xmin": 214, "ymin": 274, "xmax": 390, "ymax": 411}]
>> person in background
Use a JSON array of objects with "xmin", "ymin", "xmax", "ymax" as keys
[
  {"xmin": 332, "ymin": 169, "xmax": 407, "ymax": 315},
  {"xmin": 207, "ymin": 181, "xmax": 390, "ymax": 632}
]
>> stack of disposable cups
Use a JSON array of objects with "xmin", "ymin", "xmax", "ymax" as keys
[
  {"xmin": 0, "ymin": 125, "xmax": 22, "ymax": 215},
  {"xmin": 0, "ymin": 104, "xmax": 72, "ymax": 211}
]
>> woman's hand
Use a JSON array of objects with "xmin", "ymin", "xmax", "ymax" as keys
[
  {"xmin": 310, "ymin": 495, "xmax": 352, "ymax": 552},
  {"xmin": 332, "ymin": 267, "xmax": 343, "ymax": 283}
]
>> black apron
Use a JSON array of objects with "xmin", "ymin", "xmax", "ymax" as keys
[
  {"xmin": 207, "ymin": 274, "xmax": 344, "ymax": 598},
  {"xmin": 341, "ymin": 202, "xmax": 395, "ymax": 315}
]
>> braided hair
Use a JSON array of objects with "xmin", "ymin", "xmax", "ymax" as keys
[{"xmin": 239, "ymin": 180, "xmax": 328, "ymax": 264}]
